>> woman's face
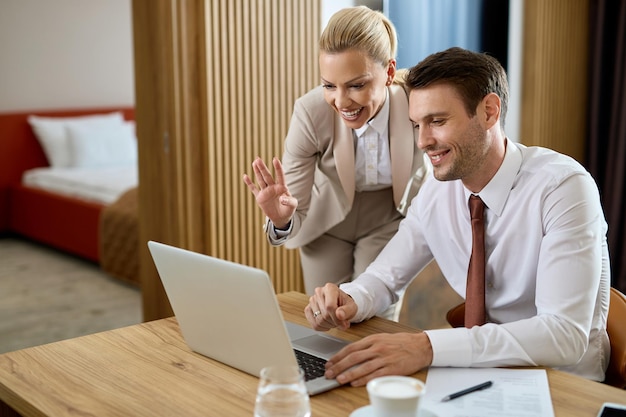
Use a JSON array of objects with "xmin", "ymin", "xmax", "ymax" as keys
[{"xmin": 319, "ymin": 49, "xmax": 395, "ymax": 130}]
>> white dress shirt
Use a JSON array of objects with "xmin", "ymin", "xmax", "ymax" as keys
[
  {"xmin": 353, "ymin": 92, "xmax": 392, "ymax": 192},
  {"xmin": 340, "ymin": 139, "xmax": 611, "ymax": 381}
]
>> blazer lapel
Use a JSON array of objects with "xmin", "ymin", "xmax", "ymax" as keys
[
  {"xmin": 333, "ymin": 113, "xmax": 355, "ymax": 207},
  {"xmin": 388, "ymin": 84, "xmax": 414, "ymax": 208}
]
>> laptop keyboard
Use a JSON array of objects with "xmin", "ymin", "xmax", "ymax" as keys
[{"xmin": 294, "ymin": 349, "xmax": 327, "ymax": 381}]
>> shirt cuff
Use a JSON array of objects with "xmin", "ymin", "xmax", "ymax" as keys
[
  {"xmin": 265, "ymin": 217, "xmax": 292, "ymax": 245},
  {"xmin": 339, "ymin": 281, "xmax": 378, "ymax": 323},
  {"xmin": 424, "ymin": 328, "xmax": 473, "ymax": 367}
]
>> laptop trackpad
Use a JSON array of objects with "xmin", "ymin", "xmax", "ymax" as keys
[{"xmin": 292, "ymin": 335, "xmax": 348, "ymax": 355}]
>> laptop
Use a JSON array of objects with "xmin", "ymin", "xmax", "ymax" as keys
[{"xmin": 147, "ymin": 240, "xmax": 350, "ymax": 395}]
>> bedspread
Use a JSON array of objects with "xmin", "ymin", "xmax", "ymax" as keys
[{"xmin": 99, "ymin": 187, "xmax": 139, "ymax": 286}]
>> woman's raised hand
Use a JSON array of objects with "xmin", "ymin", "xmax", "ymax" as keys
[{"xmin": 242, "ymin": 157, "xmax": 298, "ymax": 228}]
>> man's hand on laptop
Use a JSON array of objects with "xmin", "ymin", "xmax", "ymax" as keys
[
  {"xmin": 304, "ymin": 283, "xmax": 434, "ymax": 387},
  {"xmin": 305, "ymin": 283, "xmax": 357, "ymax": 331},
  {"xmin": 324, "ymin": 332, "xmax": 433, "ymax": 387}
]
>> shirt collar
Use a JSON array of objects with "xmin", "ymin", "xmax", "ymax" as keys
[
  {"xmin": 354, "ymin": 90, "xmax": 389, "ymax": 138},
  {"xmin": 464, "ymin": 138, "xmax": 522, "ymax": 217}
]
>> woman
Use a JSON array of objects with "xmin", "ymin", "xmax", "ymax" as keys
[{"xmin": 243, "ymin": 6, "xmax": 427, "ymax": 317}]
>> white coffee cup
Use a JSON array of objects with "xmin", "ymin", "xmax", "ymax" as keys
[{"xmin": 366, "ymin": 376, "xmax": 425, "ymax": 417}]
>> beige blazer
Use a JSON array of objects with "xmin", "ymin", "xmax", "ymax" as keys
[{"xmin": 275, "ymin": 82, "xmax": 427, "ymax": 249}]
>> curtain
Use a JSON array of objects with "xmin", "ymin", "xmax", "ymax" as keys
[
  {"xmin": 385, "ymin": 0, "xmax": 509, "ymax": 70},
  {"xmin": 586, "ymin": 0, "xmax": 626, "ymax": 293},
  {"xmin": 384, "ymin": 0, "xmax": 483, "ymax": 69}
]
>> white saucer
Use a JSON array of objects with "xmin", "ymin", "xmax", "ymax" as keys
[{"xmin": 349, "ymin": 405, "xmax": 437, "ymax": 417}]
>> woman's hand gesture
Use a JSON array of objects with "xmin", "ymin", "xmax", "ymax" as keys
[{"xmin": 243, "ymin": 157, "xmax": 298, "ymax": 228}]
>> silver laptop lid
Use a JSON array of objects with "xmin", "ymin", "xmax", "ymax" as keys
[{"xmin": 147, "ymin": 240, "xmax": 298, "ymax": 377}]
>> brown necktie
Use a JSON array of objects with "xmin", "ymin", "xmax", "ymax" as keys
[{"xmin": 465, "ymin": 195, "xmax": 486, "ymax": 327}]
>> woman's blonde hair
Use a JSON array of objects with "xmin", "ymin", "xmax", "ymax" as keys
[{"xmin": 319, "ymin": 6, "xmax": 397, "ymax": 67}]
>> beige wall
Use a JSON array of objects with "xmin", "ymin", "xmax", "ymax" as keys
[{"xmin": 0, "ymin": 0, "xmax": 134, "ymax": 112}]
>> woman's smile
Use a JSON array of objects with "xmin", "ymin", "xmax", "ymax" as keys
[{"xmin": 340, "ymin": 107, "xmax": 364, "ymax": 121}]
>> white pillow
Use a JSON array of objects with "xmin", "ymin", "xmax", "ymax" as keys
[
  {"xmin": 66, "ymin": 121, "xmax": 137, "ymax": 168},
  {"xmin": 27, "ymin": 112, "xmax": 125, "ymax": 168}
]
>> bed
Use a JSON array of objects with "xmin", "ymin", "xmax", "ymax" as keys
[{"xmin": 0, "ymin": 107, "xmax": 139, "ymax": 285}]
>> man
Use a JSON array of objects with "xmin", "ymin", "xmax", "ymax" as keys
[{"xmin": 304, "ymin": 47, "xmax": 610, "ymax": 387}]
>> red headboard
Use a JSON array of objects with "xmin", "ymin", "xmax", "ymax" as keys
[{"xmin": 0, "ymin": 107, "xmax": 135, "ymax": 231}]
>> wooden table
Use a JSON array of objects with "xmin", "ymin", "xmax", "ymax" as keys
[{"xmin": 0, "ymin": 292, "xmax": 624, "ymax": 416}]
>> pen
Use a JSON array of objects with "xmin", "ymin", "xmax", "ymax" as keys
[{"xmin": 441, "ymin": 380, "xmax": 493, "ymax": 402}]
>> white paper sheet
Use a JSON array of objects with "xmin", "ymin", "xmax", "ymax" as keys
[{"xmin": 420, "ymin": 368, "xmax": 555, "ymax": 417}]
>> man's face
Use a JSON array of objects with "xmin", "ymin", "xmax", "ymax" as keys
[
  {"xmin": 409, "ymin": 83, "xmax": 491, "ymax": 190},
  {"xmin": 319, "ymin": 49, "xmax": 394, "ymax": 130}
]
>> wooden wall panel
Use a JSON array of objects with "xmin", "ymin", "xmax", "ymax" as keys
[
  {"xmin": 135, "ymin": 0, "xmax": 319, "ymax": 320},
  {"xmin": 203, "ymin": 0, "xmax": 319, "ymax": 294},
  {"xmin": 134, "ymin": 0, "xmax": 178, "ymax": 321},
  {"xmin": 520, "ymin": 0, "xmax": 590, "ymax": 162}
]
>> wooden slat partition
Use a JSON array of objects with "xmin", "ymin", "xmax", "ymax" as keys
[
  {"xmin": 520, "ymin": 0, "xmax": 589, "ymax": 162},
  {"xmin": 204, "ymin": 0, "xmax": 320, "ymax": 293},
  {"xmin": 134, "ymin": 0, "xmax": 320, "ymax": 321}
]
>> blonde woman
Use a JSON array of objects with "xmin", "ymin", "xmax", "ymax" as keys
[{"xmin": 243, "ymin": 6, "xmax": 427, "ymax": 318}]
